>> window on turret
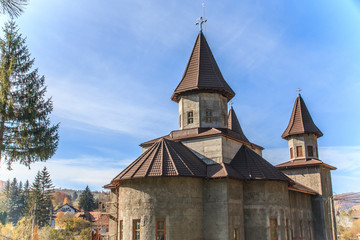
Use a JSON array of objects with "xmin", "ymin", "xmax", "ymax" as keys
[
  {"xmin": 133, "ymin": 219, "xmax": 140, "ymax": 240},
  {"xmin": 120, "ymin": 220, "xmax": 123, "ymax": 240},
  {"xmin": 296, "ymin": 146, "xmax": 303, "ymax": 157},
  {"xmin": 156, "ymin": 219, "xmax": 166, "ymax": 240},
  {"xmin": 307, "ymin": 146, "xmax": 314, "ymax": 157},
  {"xmin": 187, "ymin": 111, "xmax": 193, "ymax": 124},
  {"xmin": 290, "ymin": 148, "xmax": 294, "ymax": 159},
  {"xmin": 205, "ymin": 109, "xmax": 213, "ymax": 123}
]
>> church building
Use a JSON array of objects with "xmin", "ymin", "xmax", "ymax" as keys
[{"xmin": 104, "ymin": 27, "xmax": 337, "ymax": 240}]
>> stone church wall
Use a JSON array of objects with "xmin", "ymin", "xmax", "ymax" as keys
[
  {"xmin": 243, "ymin": 181, "xmax": 289, "ymax": 240},
  {"xmin": 203, "ymin": 179, "xmax": 245, "ymax": 240},
  {"xmin": 289, "ymin": 190, "xmax": 313, "ymax": 240},
  {"xmin": 116, "ymin": 177, "xmax": 204, "ymax": 240}
]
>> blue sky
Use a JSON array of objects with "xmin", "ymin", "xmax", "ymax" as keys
[{"xmin": 0, "ymin": 0, "xmax": 359, "ymax": 193}]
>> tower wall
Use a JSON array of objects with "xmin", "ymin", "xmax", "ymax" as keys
[
  {"xmin": 116, "ymin": 177, "xmax": 204, "ymax": 240},
  {"xmin": 243, "ymin": 181, "xmax": 290, "ymax": 240},
  {"xmin": 287, "ymin": 134, "xmax": 319, "ymax": 160},
  {"xmin": 281, "ymin": 166, "xmax": 335, "ymax": 240},
  {"xmin": 179, "ymin": 92, "xmax": 228, "ymax": 130},
  {"xmin": 182, "ymin": 136, "xmax": 261, "ymax": 165}
]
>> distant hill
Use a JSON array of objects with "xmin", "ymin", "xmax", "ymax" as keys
[{"xmin": 334, "ymin": 192, "xmax": 360, "ymax": 212}]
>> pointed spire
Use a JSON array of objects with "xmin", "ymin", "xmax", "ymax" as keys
[
  {"xmin": 228, "ymin": 107, "xmax": 249, "ymax": 142},
  {"xmin": 171, "ymin": 33, "xmax": 235, "ymax": 102},
  {"xmin": 282, "ymin": 95, "xmax": 323, "ymax": 139}
]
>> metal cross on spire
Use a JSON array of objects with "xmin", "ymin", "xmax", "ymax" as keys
[
  {"xmin": 195, "ymin": 16, "xmax": 207, "ymax": 33},
  {"xmin": 296, "ymin": 88, "xmax": 302, "ymax": 96},
  {"xmin": 229, "ymin": 101, "xmax": 234, "ymax": 108}
]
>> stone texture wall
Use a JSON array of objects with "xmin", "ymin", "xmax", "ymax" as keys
[
  {"xmin": 183, "ymin": 136, "xmax": 261, "ymax": 165},
  {"xmin": 289, "ymin": 191, "xmax": 313, "ymax": 240},
  {"xmin": 108, "ymin": 188, "xmax": 118, "ymax": 240},
  {"xmin": 282, "ymin": 166, "xmax": 336, "ymax": 240},
  {"xmin": 243, "ymin": 181, "xmax": 290, "ymax": 240},
  {"xmin": 116, "ymin": 177, "xmax": 204, "ymax": 240},
  {"xmin": 179, "ymin": 93, "xmax": 228, "ymax": 130},
  {"xmin": 203, "ymin": 179, "xmax": 245, "ymax": 240},
  {"xmin": 288, "ymin": 134, "xmax": 318, "ymax": 160}
]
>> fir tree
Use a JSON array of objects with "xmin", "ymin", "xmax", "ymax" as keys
[
  {"xmin": 79, "ymin": 186, "xmax": 95, "ymax": 212},
  {"xmin": 72, "ymin": 191, "xmax": 78, "ymax": 201},
  {"xmin": 0, "ymin": 0, "xmax": 28, "ymax": 18},
  {"xmin": 29, "ymin": 167, "xmax": 54, "ymax": 227},
  {"xmin": 0, "ymin": 21, "xmax": 59, "ymax": 169},
  {"xmin": 3, "ymin": 178, "xmax": 26, "ymax": 224}
]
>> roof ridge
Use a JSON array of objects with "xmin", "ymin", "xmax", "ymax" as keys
[{"xmin": 163, "ymin": 139, "xmax": 180, "ymax": 176}]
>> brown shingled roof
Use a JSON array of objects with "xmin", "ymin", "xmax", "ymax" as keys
[
  {"xmin": 230, "ymin": 145, "xmax": 292, "ymax": 182},
  {"xmin": 112, "ymin": 138, "xmax": 207, "ymax": 182},
  {"xmin": 276, "ymin": 158, "xmax": 336, "ymax": 170},
  {"xmin": 140, "ymin": 127, "xmax": 261, "ymax": 150},
  {"xmin": 289, "ymin": 182, "xmax": 318, "ymax": 195},
  {"xmin": 282, "ymin": 95, "xmax": 323, "ymax": 139},
  {"xmin": 228, "ymin": 107, "xmax": 249, "ymax": 142},
  {"xmin": 171, "ymin": 33, "xmax": 235, "ymax": 102},
  {"xmin": 207, "ymin": 162, "xmax": 246, "ymax": 179}
]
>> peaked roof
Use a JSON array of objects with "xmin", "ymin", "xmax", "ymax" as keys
[
  {"xmin": 230, "ymin": 145, "xmax": 292, "ymax": 182},
  {"xmin": 112, "ymin": 138, "xmax": 207, "ymax": 182},
  {"xmin": 228, "ymin": 107, "xmax": 249, "ymax": 142},
  {"xmin": 207, "ymin": 162, "xmax": 246, "ymax": 179},
  {"xmin": 276, "ymin": 158, "xmax": 336, "ymax": 170},
  {"xmin": 282, "ymin": 95, "xmax": 323, "ymax": 139},
  {"xmin": 171, "ymin": 33, "xmax": 235, "ymax": 102}
]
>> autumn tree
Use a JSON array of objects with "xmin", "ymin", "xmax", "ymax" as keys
[
  {"xmin": 79, "ymin": 186, "xmax": 96, "ymax": 212},
  {"xmin": 0, "ymin": 0, "xmax": 28, "ymax": 18},
  {"xmin": 0, "ymin": 21, "xmax": 59, "ymax": 169}
]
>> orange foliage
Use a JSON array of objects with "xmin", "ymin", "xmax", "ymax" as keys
[{"xmin": 53, "ymin": 192, "xmax": 72, "ymax": 208}]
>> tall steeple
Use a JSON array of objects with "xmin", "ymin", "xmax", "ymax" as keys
[
  {"xmin": 282, "ymin": 94, "xmax": 322, "ymax": 160},
  {"xmin": 171, "ymin": 32, "xmax": 235, "ymax": 103},
  {"xmin": 282, "ymin": 94, "xmax": 323, "ymax": 139},
  {"xmin": 174, "ymin": 32, "xmax": 234, "ymax": 130}
]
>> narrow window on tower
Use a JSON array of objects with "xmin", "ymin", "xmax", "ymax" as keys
[
  {"xmin": 299, "ymin": 220, "xmax": 303, "ymax": 238},
  {"xmin": 187, "ymin": 111, "xmax": 194, "ymax": 124},
  {"xmin": 120, "ymin": 220, "xmax": 123, "ymax": 240},
  {"xmin": 133, "ymin": 219, "xmax": 140, "ymax": 240},
  {"xmin": 205, "ymin": 109, "xmax": 213, "ymax": 123},
  {"xmin": 179, "ymin": 114, "xmax": 182, "ymax": 128},
  {"xmin": 307, "ymin": 145, "xmax": 314, "ymax": 157},
  {"xmin": 286, "ymin": 219, "xmax": 290, "ymax": 240},
  {"xmin": 156, "ymin": 219, "xmax": 166, "ymax": 240},
  {"xmin": 290, "ymin": 147, "xmax": 294, "ymax": 159},
  {"xmin": 308, "ymin": 221, "xmax": 312, "ymax": 240},
  {"xmin": 233, "ymin": 228, "xmax": 238, "ymax": 240},
  {"xmin": 270, "ymin": 218, "xmax": 278, "ymax": 240},
  {"xmin": 296, "ymin": 146, "xmax": 303, "ymax": 157}
]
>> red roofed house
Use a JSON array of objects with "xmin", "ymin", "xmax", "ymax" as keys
[{"xmin": 104, "ymin": 26, "xmax": 336, "ymax": 240}]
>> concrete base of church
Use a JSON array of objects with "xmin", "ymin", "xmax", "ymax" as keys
[{"xmin": 108, "ymin": 177, "xmax": 318, "ymax": 240}]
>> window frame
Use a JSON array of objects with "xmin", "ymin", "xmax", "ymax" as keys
[
  {"xmin": 187, "ymin": 111, "xmax": 194, "ymax": 124},
  {"xmin": 205, "ymin": 109, "xmax": 213, "ymax": 123},
  {"xmin": 300, "ymin": 220, "xmax": 303, "ymax": 238},
  {"xmin": 307, "ymin": 145, "xmax": 314, "ymax": 157},
  {"xmin": 290, "ymin": 147, "xmax": 294, "ymax": 159},
  {"xmin": 296, "ymin": 146, "xmax": 303, "ymax": 157},
  {"xmin": 156, "ymin": 219, "xmax": 166, "ymax": 240},
  {"xmin": 120, "ymin": 220, "xmax": 123, "ymax": 240},
  {"xmin": 270, "ymin": 218, "xmax": 278, "ymax": 240},
  {"xmin": 233, "ymin": 228, "xmax": 238, "ymax": 240},
  {"xmin": 286, "ymin": 219, "xmax": 290, "ymax": 240},
  {"xmin": 133, "ymin": 219, "xmax": 141, "ymax": 240}
]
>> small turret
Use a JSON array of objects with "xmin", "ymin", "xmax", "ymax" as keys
[{"xmin": 282, "ymin": 94, "xmax": 322, "ymax": 160}]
